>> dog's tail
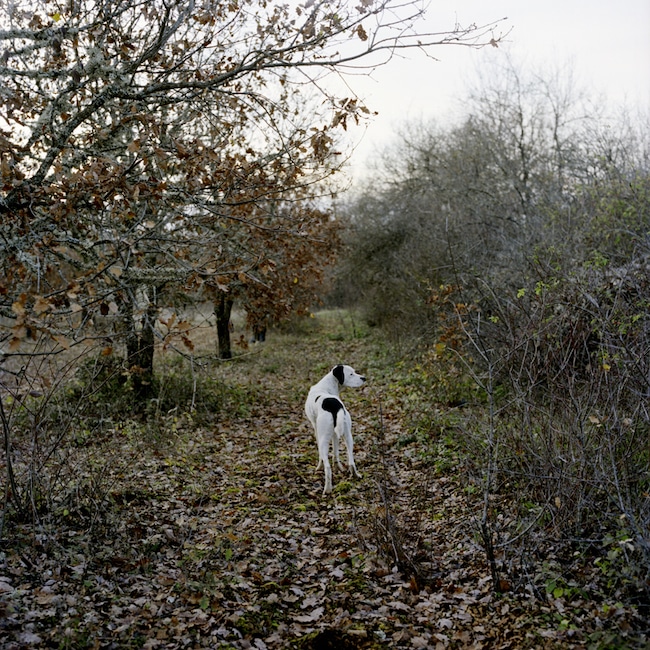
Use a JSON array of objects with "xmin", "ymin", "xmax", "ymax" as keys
[{"xmin": 334, "ymin": 413, "xmax": 348, "ymax": 441}]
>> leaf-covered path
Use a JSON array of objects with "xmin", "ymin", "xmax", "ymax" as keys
[{"xmin": 1, "ymin": 312, "xmax": 647, "ymax": 648}]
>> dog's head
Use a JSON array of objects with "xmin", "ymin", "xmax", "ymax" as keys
[{"xmin": 332, "ymin": 364, "xmax": 366, "ymax": 388}]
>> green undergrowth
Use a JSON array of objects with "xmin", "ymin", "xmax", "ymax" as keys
[{"xmin": 60, "ymin": 351, "xmax": 261, "ymax": 426}]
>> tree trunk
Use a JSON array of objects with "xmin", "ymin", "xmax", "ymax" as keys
[
  {"xmin": 214, "ymin": 293, "xmax": 234, "ymax": 359},
  {"xmin": 123, "ymin": 286, "xmax": 158, "ymax": 402}
]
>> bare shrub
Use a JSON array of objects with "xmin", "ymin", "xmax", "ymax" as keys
[
  {"xmin": 0, "ymin": 339, "xmax": 244, "ymax": 539},
  {"xmin": 456, "ymin": 250, "xmax": 650, "ymax": 593}
]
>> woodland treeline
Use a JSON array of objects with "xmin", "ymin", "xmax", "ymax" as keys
[
  {"xmin": 1, "ymin": 0, "xmax": 649, "ymax": 635},
  {"xmin": 336, "ymin": 61, "xmax": 650, "ymax": 601}
]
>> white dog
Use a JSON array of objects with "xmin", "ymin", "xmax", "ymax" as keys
[{"xmin": 305, "ymin": 364, "xmax": 366, "ymax": 495}]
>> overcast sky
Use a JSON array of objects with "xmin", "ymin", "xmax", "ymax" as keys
[{"xmin": 340, "ymin": 0, "xmax": 650, "ymax": 182}]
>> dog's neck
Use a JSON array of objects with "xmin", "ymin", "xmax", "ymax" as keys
[{"xmin": 314, "ymin": 372, "xmax": 342, "ymax": 396}]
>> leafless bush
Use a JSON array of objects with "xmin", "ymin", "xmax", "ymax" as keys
[
  {"xmin": 0, "ymin": 334, "xmax": 229, "ymax": 539},
  {"xmin": 458, "ymin": 252, "xmax": 650, "ymax": 590},
  {"xmin": 0, "ymin": 340, "xmax": 129, "ymax": 538}
]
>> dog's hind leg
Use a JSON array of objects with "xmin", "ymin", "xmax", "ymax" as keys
[
  {"xmin": 332, "ymin": 431, "xmax": 345, "ymax": 472},
  {"xmin": 319, "ymin": 449, "xmax": 332, "ymax": 494},
  {"xmin": 316, "ymin": 421, "xmax": 333, "ymax": 494}
]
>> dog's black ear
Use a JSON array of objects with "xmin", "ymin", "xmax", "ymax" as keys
[{"xmin": 332, "ymin": 365, "xmax": 345, "ymax": 385}]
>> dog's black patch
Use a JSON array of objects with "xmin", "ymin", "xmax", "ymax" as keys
[
  {"xmin": 332, "ymin": 365, "xmax": 345, "ymax": 385},
  {"xmin": 322, "ymin": 397, "xmax": 343, "ymax": 427}
]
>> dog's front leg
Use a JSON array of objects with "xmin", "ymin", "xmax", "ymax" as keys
[
  {"xmin": 343, "ymin": 427, "xmax": 361, "ymax": 479},
  {"xmin": 349, "ymin": 460, "xmax": 361, "ymax": 479}
]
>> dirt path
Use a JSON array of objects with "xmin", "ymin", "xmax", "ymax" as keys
[{"xmin": 1, "ymin": 312, "xmax": 646, "ymax": 648}]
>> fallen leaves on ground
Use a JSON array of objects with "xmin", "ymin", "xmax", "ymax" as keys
[{"xmin": 1, "ymin": 316, "xmax": 647, "ymax": 648}]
